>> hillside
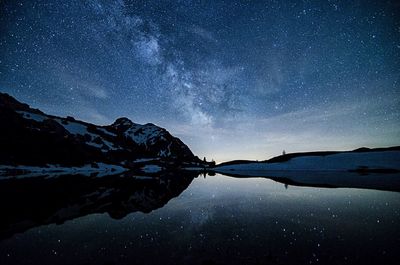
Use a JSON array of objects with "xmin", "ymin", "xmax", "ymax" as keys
[{"xmin": 0, "ymin": 93, "xmax": 200, "ymax": 171}]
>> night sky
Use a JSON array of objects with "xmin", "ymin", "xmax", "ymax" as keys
[{"xmin": 1, "ymin": 0, "xmax": 399, "ymax": 162}]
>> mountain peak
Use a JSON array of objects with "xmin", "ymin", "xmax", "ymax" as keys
[{"xmin": 112, "ymin": 117, "xmax": 134, "ymax": 127}]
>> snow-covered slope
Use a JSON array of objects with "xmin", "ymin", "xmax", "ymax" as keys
[
  {"xmin": 215, "ymin": 150, "xmax": 400, "ymax": 172},
  {"xmin": 110, "ymin": 117, "xmax": 193, "ymax": 159},
  {"xmin": 0, "ymin": 92, "xmax": 198, "ymax": 168}
]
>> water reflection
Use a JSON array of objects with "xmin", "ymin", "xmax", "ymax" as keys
[
  {"xmin": 0, "ymin": 171, "xmax": 196, "ymax": 240},
  {"xmin": 215, "ymin": 170, "xmax": 400, "ymax": 192},
  {"xmin": 0, "ymin": 172, "xmax": 399, "ymax": 265}
]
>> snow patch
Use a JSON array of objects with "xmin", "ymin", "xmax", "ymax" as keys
[
  {"xmin": 141, "ymin": 164, "xmax": 162, "ymax": 173},
  {"xmin": 54, "ymin": 119, "xmax": 96, "ymax": 137},
  {"xmin": 124, "ymin": 124, "xmax": 164, "ymax": 146},
  {"xmin": 52, "ymin": 119, "xmax": 120, "ymax": 152},
  {"xmin": 97, "ymin": 127, "xmax": 116, "ymax": 137},
  {"xmin": 133, "ymin": 158, "xmax": 159, "ymax": 163},
  {"xmin": 16, "ymin": 111, "xmax": 47, "ymax": 122},
  {"xmin": 86, "ymin": 141, "xmax": 104, "ymax": 149}
]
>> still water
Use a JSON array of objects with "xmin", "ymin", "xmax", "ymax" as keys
[{"xmin": 0, "ymin": 172, "xmax": 399, "ymax": 265}]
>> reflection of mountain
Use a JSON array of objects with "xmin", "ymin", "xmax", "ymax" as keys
[
  {"xmin": 0, "ymin": 171, "xmax": 197, "ymax": 240},
  {"xmin": 217, "ymin": 171, "xmax": 400, "ymax": 192}
]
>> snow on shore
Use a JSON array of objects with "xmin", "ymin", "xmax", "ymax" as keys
[{"xmin": 0, "ymin": 163, "xmax": 128, "ymax": 178}]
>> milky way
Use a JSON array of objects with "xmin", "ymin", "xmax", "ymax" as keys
[{"xmin": 1, "ymin": 0, "xmax": 399, "ymax": 162}]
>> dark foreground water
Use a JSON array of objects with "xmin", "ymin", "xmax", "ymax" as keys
[{"xmin": 0, "ymin": 172, "xmax": 399, "ymax": 265}]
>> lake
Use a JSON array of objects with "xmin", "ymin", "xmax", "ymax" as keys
[{"xmin": 0, "ymin": 172, "xmax": 399, "ymax": 265}]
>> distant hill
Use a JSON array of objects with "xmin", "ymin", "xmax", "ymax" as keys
[
  {"xmin": 215, "ymin": 146, "xmax": 400, "ymax": 172},
  {"xmin": 216, "ymin": 146, "xmax": 400, "ymax": 167}
]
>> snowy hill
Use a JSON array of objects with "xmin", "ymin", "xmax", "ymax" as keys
[
  {"xmin": 215, "ymin": 148, "xmax": 400, "ymax": 173},
  {"xmin": 0, "ymin": 92, "xmax": 199, "ymax": 169}
]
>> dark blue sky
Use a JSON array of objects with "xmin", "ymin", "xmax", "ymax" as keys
[{"xmin": 1, "ymin": 0, "xmax": 399, "ymax": 161}]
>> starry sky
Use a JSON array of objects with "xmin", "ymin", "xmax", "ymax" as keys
[{"xmin": 1, "ymin": 0, "xmax": 399, "ymax": 162}]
